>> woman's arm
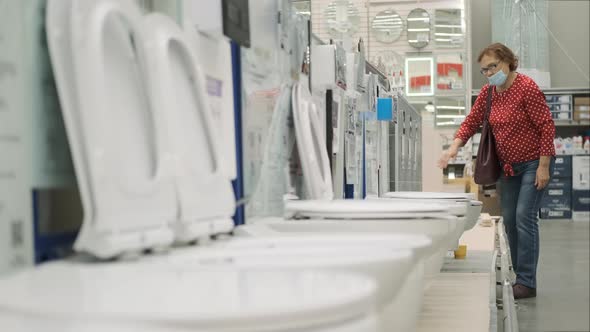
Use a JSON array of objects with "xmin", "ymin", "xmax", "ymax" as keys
[{"xmin": 438, "ymin": 86, "xmax": 489, "ymax": 169}]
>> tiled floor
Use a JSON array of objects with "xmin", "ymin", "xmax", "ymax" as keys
[
  {"xmin": 515, "ymin": 220, "xmax": 590, "ymax": 332},
  {"xmin": 416, "ymin": 273, "xmax": 492, "ymax": 332}
]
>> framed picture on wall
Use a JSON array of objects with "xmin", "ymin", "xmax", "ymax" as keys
[{"xmin": 405, "ymin": 57, "xmax": 434, "ymax": 96}]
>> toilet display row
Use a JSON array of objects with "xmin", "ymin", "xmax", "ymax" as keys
[{"xmin": 0, "ymin": 0, "xmax": 481, "ymax": 331}]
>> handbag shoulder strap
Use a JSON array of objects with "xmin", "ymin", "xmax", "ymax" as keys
[{"xmin": 484, "ymin": 86, "xmax": 493, "ymax": 122}]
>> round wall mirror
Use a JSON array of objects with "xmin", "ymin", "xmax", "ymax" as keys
[
  {"xmin": 323, "ymin": 1, "xmax": 361, "ymax": 38},
  {"xmin": 371, "ymin": 10, "xmax": 404, "ymax": 43},
  {"xmin": 406, "ymin": 8, "xmax": 430, "ymax": 49}
]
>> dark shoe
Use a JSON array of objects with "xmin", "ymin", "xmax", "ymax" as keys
[{"xmin": 513, "ymin": 283, "xmax": 537, "ymax": 299}]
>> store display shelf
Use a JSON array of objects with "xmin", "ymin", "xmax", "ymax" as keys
[{"xmin": 554, "ymin": 120, "xmax": 590, "ymax": 126}]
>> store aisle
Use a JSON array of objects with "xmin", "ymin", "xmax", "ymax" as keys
[{"xmin": 516, "ymin": 220, "xmax": 590, "ymax": 332}]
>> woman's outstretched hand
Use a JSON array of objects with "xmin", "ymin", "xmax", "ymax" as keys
[{"xmin": 438, "ymin": 147, "xmax": 458, "ymax": 169}]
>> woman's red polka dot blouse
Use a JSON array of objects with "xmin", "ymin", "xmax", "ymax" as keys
[{"xmin": 455, "ymin": 73, "xmax": 556, "ymax": 176}]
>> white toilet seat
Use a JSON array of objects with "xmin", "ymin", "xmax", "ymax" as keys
[
  {"xmin": 0, "ymin": 263, "xmax": 379, "ymax": 332},
  {"xmin": 383, "ymin": 191, "xmax": 472, "ymax": 201},
  {"xmin": 49, "ymin": 0, "xmax": 178, "ymax": 258},
  {"xmin": 136, "ymin": 13, "xmax": 235, "ymax": 242},
  {"xmin": 285, "ymin": 199, "xmax": 451, "ymax": 219}
]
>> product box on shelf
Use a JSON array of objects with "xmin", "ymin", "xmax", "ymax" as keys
[
  {"xmin": 574, "ymin": 109, "xmax": 590, "ymax": 121},
  {"xmin": 541, "ymin": 195, "xmax": 572, "ymax": 209},
  {"xmin": 546, "ymin": 95, "xmax": 572, "ymax": 103},
  {"xmin": 572, "ymin": 189, "xmax": 590, "ymax": 211},
  {"xmin": 572, "ymin": 156, "xmax": 590, "ymax": 190},
  {"xmin": 553, "ymin": 156, "xmax": 572, "ymax": 177},
  {"xmin": 478, "ymin": 184, "xmax": 502, "ymax": 216},
  {"xmin": 552, "ymin": 111, "xmax": 573, "ymax": 121},
  {"xmin": 574, "ymin": 97, "xmax": 590, "ymax": 121},
  {"xmin": 540, "ymin": 173, "xmax": 573, "ymax": 220},
  {"xmin": 547, "ymin": 176, "xmax": 573, "ymax": 190},
  {"xmin": 540, "ymin": 208, "xmax": 572, "ymax": 220},
  {"xmin": 573, "ymin": 211, "xmax": 590, "ymax": 220}
]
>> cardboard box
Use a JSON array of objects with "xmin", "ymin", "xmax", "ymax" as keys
[
  {"xmin": 574, "ymin": 110, "xmax": 590, "ymax": 121},
  {"xmin": 478, "ymin": 184, "xmax": 502, "ymax": 216},
  {"xmin": 574, "ymin": 96, "xmax": 590, "ymax": 106}
]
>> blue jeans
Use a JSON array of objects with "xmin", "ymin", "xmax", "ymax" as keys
[{"xmin": 499, "ymin": 158, "xmax": 554, "ymax": 289}]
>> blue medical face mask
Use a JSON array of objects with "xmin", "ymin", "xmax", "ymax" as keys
[{"xmin": 488, "ymin": 68, "xmax": 508, "ymax": 86}]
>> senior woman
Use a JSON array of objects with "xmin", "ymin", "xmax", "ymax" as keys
[{"xmin": 439, "ymin": 43, "xmax": 556, "ymax": 299}]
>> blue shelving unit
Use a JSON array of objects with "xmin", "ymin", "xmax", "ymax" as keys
[{"xmin": 230, "ymin": 41, "xmax": 245, "ymax": 226}]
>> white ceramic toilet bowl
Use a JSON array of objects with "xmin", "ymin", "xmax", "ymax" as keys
[
  {"xmin": 237, "ymin": 200, "xmax": 459, "ymax": 290},
  {"xmin": 216, "ymin": 233, "xmax": 432, "ymax": 331},
  {"xmin": 368, "ymin": 196, "xmax": 468, "ymax": 250},
  {"xmin": 285, "ymin": 200, "xmax": 457, "ymax": 284},
  {"xmin": 0, "ymin": 262, "xmax": 381, "ymax": 332},
  {"xmin": 382, "ymin": 191, "xmax": 483, "ymax": 231},
  {"xmin": 238, "ymin": 217, "xmax": 452, "ymax": 292},
  {"xmin": 466, "ymin": 200, "xmax": 484, "ymax": 230}
]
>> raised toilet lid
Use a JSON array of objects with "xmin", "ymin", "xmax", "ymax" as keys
[
  {"xmin": 136, "ymin": 13, "xmax": 236, "ymax": 240},
  {"xmin": 291, "ymin": 81, "xmax": 334, "ymax": 200},
  {"xmin": 285, "ymin": 199, "xmax": 451, "ymax": 219},
  {"xmin": 50, "ymin": 0, "xmax": 177, "ymax": 258},
  {"xmin": 0, "ymin": 262, "xmax": 377, "ymax": 331},
  {"xmin": 46, "ymin": 0, "xmax": 96, "ymax": 233}
]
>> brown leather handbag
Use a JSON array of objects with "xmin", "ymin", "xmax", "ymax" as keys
[{"xmin": 474, "ymin": 86, "xmax": 501, "ymax": 185}]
